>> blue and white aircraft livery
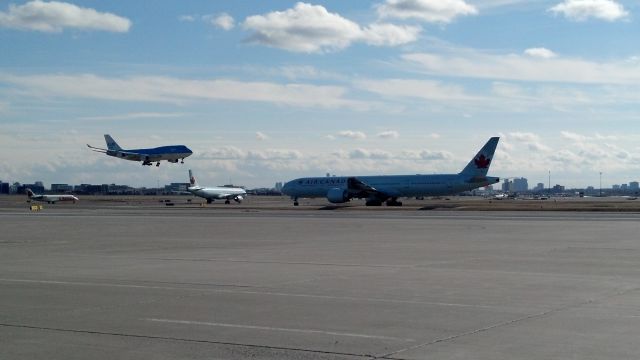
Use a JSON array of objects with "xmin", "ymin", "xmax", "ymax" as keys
[
  {"xmin": 88, "ymin": 135, "xmax": 193, "ymax": 166},
  {"xmin": 187, "ymin": 170, "xmax": 246, "ymax": 204},
  {"xmin": 282, "ymin": 137, "xmax": 500, "ymax": 206}
]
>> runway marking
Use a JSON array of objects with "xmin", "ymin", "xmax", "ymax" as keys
[
  {"xmin": 145, "ymin": 318, "xmax": 414, "ymax": 342},
  {"xmin": 0, "ymin": 278, "xmax": 509, "ymax": 310}
]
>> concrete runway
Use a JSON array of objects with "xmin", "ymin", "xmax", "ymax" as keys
[{"xmin": 2, "ymin": 204, "xmax": 640, "ymax": 359}]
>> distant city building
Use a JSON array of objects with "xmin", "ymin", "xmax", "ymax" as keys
[
  {"xmin": 620, "ymin": 184, "xmax": 628, "ymax": 191},
  {"xmin": 0, "ymin": 181, "xmax": 9, "ymax": 194},
  {"xmin": 552, "ymin": 184, "xmax": 565, "ymax": 193},
  {"xmin": 533, "ymin": 183, "xmax": 545, "ymax": 192},
  {"xmin": 51, "ymin": 184, "xmax": 73, "ymax": 192},
  {"xmin": 165, "ymin": 183, "xmax": 189, "ymax": 193},
  {"xmin": 501, "ymin": 179, "xmax": 511, "ymax": 192},
  {"xmin": 612, "ymin": 184, "xmax": 620, "ymax": 190},
  {"xmin": 630, "ymin": 181, "xmax": 639, "ymax": 191},
  {"xmin": 512, "ymin": 178, "xmax": 528, "ymax": 192},
  {"xmin": 274, "ymin": 182, "xmax": 283, "ymax": 192}
]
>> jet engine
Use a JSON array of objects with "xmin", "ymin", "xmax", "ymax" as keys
[
  {"xmin": 234, "ymin": 195, "xmax": 244, "ymax": 203},
  {"xmin": 326, "ymin": 188, "xmax": 350, "ymax": 203}
]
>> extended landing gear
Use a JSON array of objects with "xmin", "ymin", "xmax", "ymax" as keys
[
  {"xmin": 365, "ymin": 199, "xmax": 382, "ymax": 206},
  {"xmin": 386, "ymin": 198, "xmax": 403, "ymax": 206},
  {"xmin": 156, "ymin": 162, "xmax": 160, "ymax": 167},
  {"xmin": 293, "ymin": 198, "xmax": 299, "ymax": 206},
  {"xmin": 180, "ymin": 159, "xmax": 185, "ymax": 164},
  {"xmin": 225, "ymin": 200, "xmax": 231, "ymax": 204},
  {"xmin": 142, "ymin": 161, "xmax": 152, "ymax": 166},
  {"xmin": 206, "ymin": 199, "xmax": 213, "ymax": 204}
]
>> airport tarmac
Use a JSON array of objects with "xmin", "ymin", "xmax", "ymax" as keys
[{"xmin": 2, "ymin": 199, "xmax": 640, "ymax": 359}]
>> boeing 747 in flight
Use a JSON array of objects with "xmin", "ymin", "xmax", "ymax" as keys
[
  {"xmin": 26, "ymin": 189, "xmax": 78, "ymax": 204},
  {"xmin": 88, "ymin": 135, "xmax": 193, "ymax": 166},
  {"xmin": 281, "ymin": 137, "xmax": 500, "ymax": 206},
  {"xmin": 187, "ymin": 170, "xmax": 246, "ymax": 204}
]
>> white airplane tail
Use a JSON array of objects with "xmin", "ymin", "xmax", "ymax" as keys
[
  {"xmin": 104, "ymin": 134, "xmax": 122, "ymax": 151},
  {"xmin": 188, "ymin": 170, "xmax": 199, "ymax": 187},
  {"xmin": 459, "ymin": 137, "xmax": 500, "ymax": 179}
]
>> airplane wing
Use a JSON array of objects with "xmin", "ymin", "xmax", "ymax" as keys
[
  {"xmin": 87, "ymin": 144, "xmax": 108, "ymax": 153},
  {"xmin": 347, "ymin": 177, "xmax": 387, "ymax": 199}
]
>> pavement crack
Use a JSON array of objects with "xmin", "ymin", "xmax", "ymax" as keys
[
  {"xmin": 377, "ymin": 285, "xmax": 640, "ymax": 359},
  {"xmin": 0, "ymin": 322, "xmax": 376, "ymax": 359}
]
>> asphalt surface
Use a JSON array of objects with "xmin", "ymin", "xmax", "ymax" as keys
[{"xmin": 2, "ymin": 201, "xmax": 640, "ymax": 359}]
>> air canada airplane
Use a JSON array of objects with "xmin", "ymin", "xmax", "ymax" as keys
[
  {"xmin": 187, "ymin": 170, "xmax": 246, "ymax": 204},
  {"xmin": 282, "ymin": 137, "xmax": 500, "ymax": 206},
  {"xmin": 26, "ymin": 189, "xmax": 78, "ymax": 204},
  {"xmin": 88, "ymin": 135, "xmax": 193, "ymax": 166}
]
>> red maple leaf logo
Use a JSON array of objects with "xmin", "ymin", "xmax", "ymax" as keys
[{"xmin": 474, "ymin": 154, "xmax": 491, "ymax": 169}]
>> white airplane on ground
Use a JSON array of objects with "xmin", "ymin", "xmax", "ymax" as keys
[
  {"xmin": 88, "ymin": 134, "xmax": 193, "ymax": 166},
  {"xmin": 187, "ymin": 170, "xmax": 246, "ymax": 204},
  {"xmin": 282, "ymin": 137, "xmax": 500, "ymax": 206},
  {"xmin": 26, "ymin": 189, "xmax": 78, "ymax": 204}
]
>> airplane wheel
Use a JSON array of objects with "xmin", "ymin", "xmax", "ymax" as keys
[
  {"xmin": 156, "ymin": 162, "xmax": 160, "ymax": 167},
  {"xmin": 386, "ymin": 200, "xmax": 403, "ymax": 206},
  {"xmin": 206, "ymin": 199, "xmax": 212, "ymax": 204},
  {"xmin": 366, "ymin": 200, "xmax": 382, "ymax": 206},
  {"xmin": 225, "ymin": 200, "xmax": 230, "ymax": 204},
  {"xmin": 294, "ymin": 201, "xmax": 299, "ymax": 206}
]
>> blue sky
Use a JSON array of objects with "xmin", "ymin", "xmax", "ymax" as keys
[{"xmin": 1, "ymin": 0, "xmax": 639, "ymax": 189}]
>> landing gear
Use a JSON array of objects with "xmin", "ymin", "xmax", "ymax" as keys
[
  {"xmin": 365, "ymin": 199, "xmax": 382, "ymax": 206},
  {"xmin": 293, "ymin": 198, "xmax": 299, "ymax": 206},
  {"xmin": 386, "ymin": 198, "xmax": 403, "ymax": 206},
  {"xmin": 180, "ymin": 158, "xmax": 185, "ymax": 164},
  {"xmin": 142, "ymin": 161, "xmax": 152, "ymax": 166},
  {"xmin": 156, "ymin": 162, "xmax": 160, "ymax": 167},
  {"xmin": 206, "ymin": 199, "xmax": 213, "ymax": 204},
  {"xmin": 225, "ymin": 200, "xmax": 231, "ymax": 204}
]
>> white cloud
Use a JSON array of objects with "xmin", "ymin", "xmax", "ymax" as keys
[
  {"xmin": 524, "ymin": 47, "xmax": 557, "ymax": 59},
  {"xmin": 377, "ymin": 0, "xmax": 478, "ymax": 23},
  {"xmin": 349, "ymin": 149, "xmax": 392, "ymax": 159},
  {"xmin": 212, "ymin": 13, "xmax": 235, "ymax": 30},
  {"xmin": 377, "ymin": 130, "xmax": 399, "ymax": 139},
  {"xmin": 509, "ymin": 132, "xmax": 540, "ymax": 142},
  {"xmin": 178, "ymin": 15, "xmax": 196, "ymax": 22},
  {"xmin": 355, "ymin": 78, "xmax": 478, "ymax": 101},
  {"xmin": 256, "ymin": 131, "xmax": 268, "ymax": 141},
  {"xmin": 337, "ymin": 130, "xmax": 367, "ymax": 140},
  {"xmin": 0, "ymin": 0, "xmax": 131, "ymax": 33},
  {"xmin": 243, "ymin": 2, "xmax": 420, "ymax": 53},
  {"xmin": 78, "ymin": 112, "xmax": 187, "ymax": 121},
  {"xmin": 401, "ymin": 149, "xmax": 453, "ymax": 160},
  {"xmin": 361, "ymin": 23, "xmax": 421, "ymax": 47},
  {"xmin": 0, "ymin": 73, "xmax": 370, "ymax": 110},
  {"xmin": 403, "ymin": 49, "xmax": 640, "ymax": 85},
  {"xmin": 549, "ymin": 0, "xmax": 629, "ymax": 22}
]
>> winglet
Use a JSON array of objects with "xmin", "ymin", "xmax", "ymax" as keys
[{"xmin": 459, "ymin": 137, "xmax": 500, "ymax": 178}]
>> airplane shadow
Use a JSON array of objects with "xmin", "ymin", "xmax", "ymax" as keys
[{"xmin": 318, "ymin": 205, "xmax": 350, "ymax": 210}]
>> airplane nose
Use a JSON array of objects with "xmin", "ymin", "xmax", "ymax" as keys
[{"xmin": 281, "ymin": 181, "xmax": 292, "ymax": 195}]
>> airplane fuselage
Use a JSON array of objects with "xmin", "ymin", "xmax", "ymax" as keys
[
  {"xmin": 106, "ymin": 145, "xmax": 192, "ymax": 163},
  {"xmin": 188, "ymin": 186, "xmax": 246, "ymax": 200},
  {"xmin": 29, "ymin": 194, "xmax": 79, "ymax": 204},
  {"xmin": 282, "ymin": 174, "xmax": 500, "ymax": 200}
]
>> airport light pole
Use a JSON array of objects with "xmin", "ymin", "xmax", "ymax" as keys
[{"xmin": 599, "ymin": 172, "xmax": 602, "ymax": 197}]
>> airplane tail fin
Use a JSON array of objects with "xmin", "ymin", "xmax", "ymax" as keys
[
  {"xmin": 26, "ymin": 188, "xmax": 34, "ymax": 198},
  {"xmin": 459, "ymin": 137, "xmax": 500, "ymax": 179},
  {"xmin": 104, "ymin": 134, "xmax": 122, "ymax": 151},
  {"xmin": 188, "ymin": 170, "xmax": 198, "ymax": 187}
]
